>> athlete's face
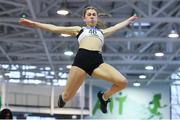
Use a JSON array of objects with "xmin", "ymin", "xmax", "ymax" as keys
[{"xmin": 83, "ymin": 9, "xmax": 98, "ymax": 27}]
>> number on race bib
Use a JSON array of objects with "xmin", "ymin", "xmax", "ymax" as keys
[{"xmin": 89, "ymin": 29, "xmax": 97, "ymax": 36}]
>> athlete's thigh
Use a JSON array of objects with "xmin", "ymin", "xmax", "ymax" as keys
[
  {"xmin": 92, "ymin": 63, "xmax": 126, "ymax": 84},
  {"xmin": 64, "ymin": 66, "xmax": 87, "ymax": 95}
]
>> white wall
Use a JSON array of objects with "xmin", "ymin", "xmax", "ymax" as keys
[{"xmin": 0, "ymin": 83, "xmax": 81, "ymax": 108}]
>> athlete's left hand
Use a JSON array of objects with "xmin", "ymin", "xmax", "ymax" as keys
[{"xmin": 128, "ymin": 15, "xmax": 138, "ymax": 23}]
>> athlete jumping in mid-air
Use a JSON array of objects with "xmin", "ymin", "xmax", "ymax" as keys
[{"xmin": 19, "ymin": 6, "xmax": 138, "ymax": 113}]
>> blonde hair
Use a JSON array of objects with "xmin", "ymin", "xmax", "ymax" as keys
[{"xmin": 83, "ymin": 6, "xmax": 107, "ymax": 29}]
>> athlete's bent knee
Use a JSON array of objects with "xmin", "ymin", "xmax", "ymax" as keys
[
  {"xmin": 116, "ymin": 79, "xmax": 128, "ymax": 88},
  {"xmin": 122, "ymin": 79, "xmax": 128, "ymax": 88}
]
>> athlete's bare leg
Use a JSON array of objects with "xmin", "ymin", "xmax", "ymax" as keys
[
  {"xmin": 62, "ymin": 66, "xmax": 87, "ymax": 102},
  {"xmin": 92, "ymin": 63, "xmax": 128, "ymax": 100}
]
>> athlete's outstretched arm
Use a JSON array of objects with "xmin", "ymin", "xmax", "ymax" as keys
[
  {"xmin": 102, "ymin": 15, "xmax": 138, "ymax": 37},
  {"xmin": 19, "ymin": 18, "xmax": 81, "ymax": 36}
]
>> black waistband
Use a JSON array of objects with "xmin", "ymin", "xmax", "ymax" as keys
[{"xmin": 78, "ymin": 48, "xmax": 101, "ymax": 53}]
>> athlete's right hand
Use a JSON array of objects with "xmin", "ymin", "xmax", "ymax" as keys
[{"xmin": 19, "ymin": 18, "xmax": 36, "ymax": 28}]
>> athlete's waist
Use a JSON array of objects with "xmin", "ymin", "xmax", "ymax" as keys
[{"xmin": 78, "ymin": 47, "xmax": 102, "ymax": 53}]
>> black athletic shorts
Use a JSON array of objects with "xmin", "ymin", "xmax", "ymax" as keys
[{"xmin": 72, "ymin": 48, "xmax": 104, "ymax": 76}]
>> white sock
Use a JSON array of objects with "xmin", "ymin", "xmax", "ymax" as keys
[
  {"xmin": 102, "ymin": 94, "xmax": 107, "ymax": 101},
  {"xmin": 61, "ymin": 93, "xmax": 65, "ymax": 102}
]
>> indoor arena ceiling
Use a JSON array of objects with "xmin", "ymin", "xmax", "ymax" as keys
[{"xmin": 0, "ymin": 0, "xmax": 180, "ymax": 86}]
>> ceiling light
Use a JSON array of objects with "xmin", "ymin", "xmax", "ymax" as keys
[
  {"xmin": 2, "ymin": 64, "xmax": 9, "ymax": 69},
  {"xmin": 58, "ymin": 79, "xmax": 67, "ymax": 86},
  {"xmin": 5, "ymin": 71, "xmax": 20, "ymax": 78},
  {"xmin": 36, "ymin": 73, "xmax": 45, "ymax": 77},
  {"xmin": 58, "ymin": 72, "xmax": 62, "ymax": 77},
  {"xmin": 9, "ymin": 79, "xmax": 20, "ymax": 83},
  {"xmin": 0, "ymin": 75, "xmax": 3, "ymax": 79},
  {"xmin": 26, "ymin": 65, "xmax": 37, "ymax": 69},
  {"xmin": 40, "ymin": 68, "xmax": 44, "ymax": 70},
  {"xmin": 53, "ymin": 79, "xmax": 66, "ymax": 86},
  {"xmin": 66, "ymin": 65, "xmax": 72, "ymax": 69},
  {"xmin": 168, "ymin": 30, "xmax": 179, "ymax": 38},
  {"xmin": 139, "ymin": 75, "xmax": 147, "ymax": 79},
  {"xmin": 72, "ymin": 115, "xmax": 77, "ymax": 119},
  {"xmin": 154, "ymin": 52, "xmax": 164, "ymax": 57},
  {"xmin": 45, "ymin": 67, "xmax": 51, "ymax": 70},
  {"xmin": 57, "ymin": 9, "xmax": 69, "ymax": 15},
  {"xmin": 46, "ymin": 75, "xmax": 54, "ymax": 79},
  {"xmin": 145, "ymin": 65, "xmax": 154, "ymax": 70},
  {"xmin": 23, "ymin": 79, "xmax": 42, "ymax": 84},
  {"xmin": 133, "ymin": 82, "xmax": 141, "ymax": 87},
  {"xmin": 64, "ymin": 51, "xmax": 73, "ymax": 56},
  {"xmin": 59, "ymin": 67, "xmax": 63, "ymax": 71},
  {"xmin": 61, "ymin": 34, "xmax": 71, "ymax": 37},
  {"xmin": 133, "ymin": 22, "xmax": 151, "ymax": 27},
  {"xmin": 50, "ymin": 71, "xmax": 55, "ymax": 75},
  {"xmin": 11, "ymin": 65, "xmax": 18, "ymax": 70},
  {"xmin": 46, "ymin": 82, "xmax": 51, "ymax": 85},
  {"xmin": 61, "ymin": 73, "xmax": 68, "ymax": 78},
  {"xmin": 53, "ymin": 79, "xmax": 58, "ymax": 82}
]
